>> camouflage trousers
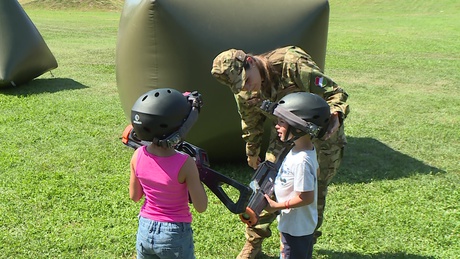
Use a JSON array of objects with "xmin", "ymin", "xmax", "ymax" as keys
[{"xmin": 246, "ymin": 124, "xmax": 347, "ymax": 243}]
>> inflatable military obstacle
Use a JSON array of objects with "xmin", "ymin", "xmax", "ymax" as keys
[
  {"xmin": 117, "ymin": 0, "xmax": 330, "ymax": 161},
  {"xmin": 0, "ymin": 0, "xmax": 58, "ymax": 88}
]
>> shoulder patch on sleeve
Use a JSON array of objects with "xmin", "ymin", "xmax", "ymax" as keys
[{"xmin": 315, "ymin": 76, "xmax": 327, "ymax": 88}]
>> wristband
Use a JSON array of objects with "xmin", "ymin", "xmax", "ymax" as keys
[{"xmin": 284, "ymin": 200, "xmax": 290, "ymax": 209}]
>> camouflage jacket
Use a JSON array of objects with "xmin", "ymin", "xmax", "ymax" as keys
[{"xmin": 222, "ymin": 46, "xmax": 349, "ymax": 157}]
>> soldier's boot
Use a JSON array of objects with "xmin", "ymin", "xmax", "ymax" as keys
[
  {"xmin": 237, "ymin": 211, "xmax": 276, "ymax": 259},
  {"xmin": 236, "ymin": 238, "xmax": 262, "ymax": 259}
]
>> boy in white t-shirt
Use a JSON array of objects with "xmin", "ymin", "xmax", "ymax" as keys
[{"xmin": 263, "ymin": 92, "xmax": 331, "ymax": 259}]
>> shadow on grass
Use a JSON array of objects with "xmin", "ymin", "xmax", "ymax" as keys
[
  {"xmin": 315, "ymin": 249, "xmax": 436, "ymax": 259},
  {"xmin": 335, "ymin": 137, "xmax": 445, "ymax": 184},
  {"xmin": 0, "ymin": 77, "xmax": 88, "ymax": 95},
  {"xmin": 214, "ymin": 137, "xmax": 444, "ymax": 186}
]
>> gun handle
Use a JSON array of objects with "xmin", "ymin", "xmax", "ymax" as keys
[{"xmin": 199, "ymin": 167, "xmax": 252, "ymax": 214}]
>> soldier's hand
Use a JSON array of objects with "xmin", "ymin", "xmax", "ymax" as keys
[
  {"xmin": 324, "ymin": 112, "xmax": 340, "ymax": 140},
  {"xmin": 247, "ymin": 155, "xmax": 261, "ymax": 170}
]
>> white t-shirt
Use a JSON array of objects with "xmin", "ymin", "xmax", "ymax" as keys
[{"xmin": 274, "ymin": 148, "xmax": 318, "ymax": 236}]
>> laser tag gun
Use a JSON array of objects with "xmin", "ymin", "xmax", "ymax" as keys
[
  {"xmin": 239, "ymin": 99, "xmax": 294, "ymax": 226},
  {"xmin": 238, "ymin": 145, "xmax": 291, "ymax": 226},
  {"xmin": 122, "ymin": 91, "xmax": 252, "ymax": 215},
  {"xmin": 238, "ymin": 160, "xmax": 277, "ymax": 226},
  {"xmin": 122, "ymin": 124, "xmax": 252, "ymax": 214}
]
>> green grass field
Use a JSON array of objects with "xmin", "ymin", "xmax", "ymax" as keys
[{"xmin": 1, "ymin": 0, "xmax": 459, "ymax": 258}]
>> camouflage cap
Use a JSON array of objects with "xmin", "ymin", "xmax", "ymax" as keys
[{"xmin": 211, "ymin": 49, "xmax": 247, "ymax": 94}]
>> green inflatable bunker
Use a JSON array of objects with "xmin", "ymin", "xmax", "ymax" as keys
[
  {"xmin": 0, "ymin": 0, "xmax": 58, "ymax": 88},
  {"xmin": 117, "ymin": 0, "xmax": 330, "ymax": 161}
]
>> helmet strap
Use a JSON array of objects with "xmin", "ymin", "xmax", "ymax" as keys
[{"xmin": 283, "ymin": 125, "xmax": 301, "ymax": 143}]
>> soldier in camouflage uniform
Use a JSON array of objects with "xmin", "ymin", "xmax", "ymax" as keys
[{"xmin": 211, "ymin": 46, "xmax": 349, "ymax": 259}]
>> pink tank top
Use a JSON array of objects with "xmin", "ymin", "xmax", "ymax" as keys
[{"xmin": 136, "ymin": 146, "xmax": 192, "ymax": 223}]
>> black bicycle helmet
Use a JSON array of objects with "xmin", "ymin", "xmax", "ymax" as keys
[
  {"xmin": 131, "ymin": 88, "xmax": 191, "ymax": 142},
  {"xmin": 273, "ymin": 92, "xmax": 330, "ymax": 139}
]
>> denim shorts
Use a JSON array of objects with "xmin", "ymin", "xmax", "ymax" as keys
[{"xmin": 136, "ymin": 216, "xmax": 195, "ymax": 259}]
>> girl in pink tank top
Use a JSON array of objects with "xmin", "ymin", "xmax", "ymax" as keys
[{"xmin": 128, "ymin": 88, "xmax": 208, "ymax": 259}]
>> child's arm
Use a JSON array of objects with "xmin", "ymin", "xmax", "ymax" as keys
[
  {"xmin": 129, "ymin": 149, "xmax": 144, "ymax": 202},
  {"xmin": 264, "ymin": 191, "xmax": 314, "ymax": 213},
  {"xmin": 181, "ymin": 156, "xmax": 208, "ymax": 213},
  {"xmin": 288, "ymin": 191, "xmax": 315, "ymax": 208}
]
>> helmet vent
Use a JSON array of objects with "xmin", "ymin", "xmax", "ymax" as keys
[
  {"xmin": 313, "ymin": 115, "xmax": 320, "ymax": 119},
  {"xmin": 130, "ymin": 88, "xmax": 193, "ymax": 142}
]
